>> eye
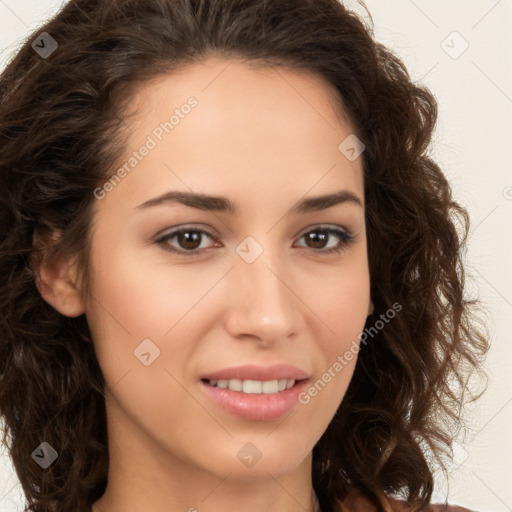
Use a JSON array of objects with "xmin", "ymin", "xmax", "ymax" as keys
[
  {"xmin": 154, "ymin": 225, "xmax": 355, "ymax": 256},
  {"xmin": 154, "ymin": 226, "xmax": 219, "ymax": 256},
  {"xmin": 295, "ymin": 226, "xmax": 355, "ymax": 254}
]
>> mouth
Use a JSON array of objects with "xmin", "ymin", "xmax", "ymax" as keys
[
  {"xmin": 201, "ymin": 377, "xmax": 303, "ymax": 395},
  {"xmin": 198, "ymin": 377, "xmax": 310, "ymax": 421}
]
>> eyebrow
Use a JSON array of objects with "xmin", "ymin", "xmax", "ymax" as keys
[{"xmin": 136, "ymin": 189, "xmax": 363, "ymax": 214}]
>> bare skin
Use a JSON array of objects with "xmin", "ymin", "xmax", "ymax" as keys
[{"xmin": 36, "ymin": 57, "xmax": 371, "ymax": 512}]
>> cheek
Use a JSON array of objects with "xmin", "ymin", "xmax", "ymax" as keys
[
  {"xmin": 86, "ymin": 239, "xmax": 182, "ymax": 337},
  {"xmin": 316, "ymin": 260, "xmax": 370, "ymax": 340},
  {"xmin": 85, "ymin": 238, "xmax": 217, "ymax": 386},
  {"xmin": 84, "ymin": 240, "xmax": 177, "ymax": 378},
  {"xmin": 311, "ymin": 261, "xmax": 369, "ymax": 396}
]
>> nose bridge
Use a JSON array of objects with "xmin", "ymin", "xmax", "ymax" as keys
[{"xmin": 224, "ymin": 234, "xmax": 301, "ymax": 341}]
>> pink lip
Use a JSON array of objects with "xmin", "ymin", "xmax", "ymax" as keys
[
  {"xmin": 200, "ymin": 364, "xmax": 310, "ymax": 381},
  {"xmin": 198, "ymin": 378, "xmax": 310, "ymax": 421}
]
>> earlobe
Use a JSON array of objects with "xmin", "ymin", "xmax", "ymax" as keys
[{"xmin": 32, "ymin": 240, "xmax": 85, "ymax": 318}]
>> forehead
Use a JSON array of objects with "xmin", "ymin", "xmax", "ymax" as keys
[
  {"xmin": 126, "ymin": 56, "xmax": 351, "ymax": 128},
  {"xmin": 99, "ymin": 57, "xmax": 364, "ymax": 214}
]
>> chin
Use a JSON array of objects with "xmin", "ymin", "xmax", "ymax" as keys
[{"xmin": 200, "ymin": 447, "xmax": 307, "ymax": 480}]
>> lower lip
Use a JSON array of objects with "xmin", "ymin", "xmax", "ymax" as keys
[{"xmin": 199, "ymin": 379, "xmax": 309, "ymax": 421}]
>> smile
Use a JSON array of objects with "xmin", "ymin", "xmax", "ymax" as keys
[{"xmin": 205, "ymin": 378, "xmax": 296, "ymax": 394}]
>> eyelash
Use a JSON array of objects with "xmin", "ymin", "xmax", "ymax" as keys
[{"xmin": 154, "ymin": 225, "xmax": 355, "ymax": 257}]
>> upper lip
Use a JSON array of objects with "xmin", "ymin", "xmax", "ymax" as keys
[{"xmin": 201, "ymin": 364, "xmax": 310, "ymax": 382}]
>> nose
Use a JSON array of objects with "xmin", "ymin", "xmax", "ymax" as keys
[{"xmin": 223, "ymin": 243, "xmax": 304, "ymax": 346}]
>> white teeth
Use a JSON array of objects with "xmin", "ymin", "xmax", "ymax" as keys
[
  {"xmin": 262, "ymin": 380, "xmax": 278, "ymax": 394},
  {"xmin": 228, "ymin": 379, "xmax": 243, "ymax": 392},
  {"xmin": 207, "ymin": 378, "xmax": 296, "ymax": 394},
  {"xmin": 243, "ymin": 380, "xmax": 262, "ymax": 393}
]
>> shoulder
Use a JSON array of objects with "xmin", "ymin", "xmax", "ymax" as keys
[
  {"xmin": 336, "ymin": 490, "xmax": 479, "ymax": 512},
  {"xmin": 387, "ymin": 494, "xmax": 479, "ymax": 512}
]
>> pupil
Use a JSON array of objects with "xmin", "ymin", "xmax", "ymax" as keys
[
  {"xmin": 307, "ymin": 231, "xmax": 327, "ymax": 249},
  {"xmin": 179, "ymin": 231, "xmax": 201, "ymax": 250}
]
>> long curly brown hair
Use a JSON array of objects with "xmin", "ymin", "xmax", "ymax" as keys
[{"xmin": 0, "ymin": 1, "xmax": 489, "ymax": 511}]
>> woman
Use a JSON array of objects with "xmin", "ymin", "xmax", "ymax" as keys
[{"xmin": 0, "ymin": 1, "xmax": 489, "ymax": 511}]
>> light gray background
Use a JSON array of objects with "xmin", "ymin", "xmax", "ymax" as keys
[{"xmin": 0, "ymin": 1, "xmax": 510, "ymax": 511}]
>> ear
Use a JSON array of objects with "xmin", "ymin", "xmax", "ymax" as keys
[{"xmin": 32, "ymin": 233, "xmax": 86, "ymax": 318}]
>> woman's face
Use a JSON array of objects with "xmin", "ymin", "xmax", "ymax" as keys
[{"xmin": 83, "ymin": 57, "xmax": 369, "ymax": 486}]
